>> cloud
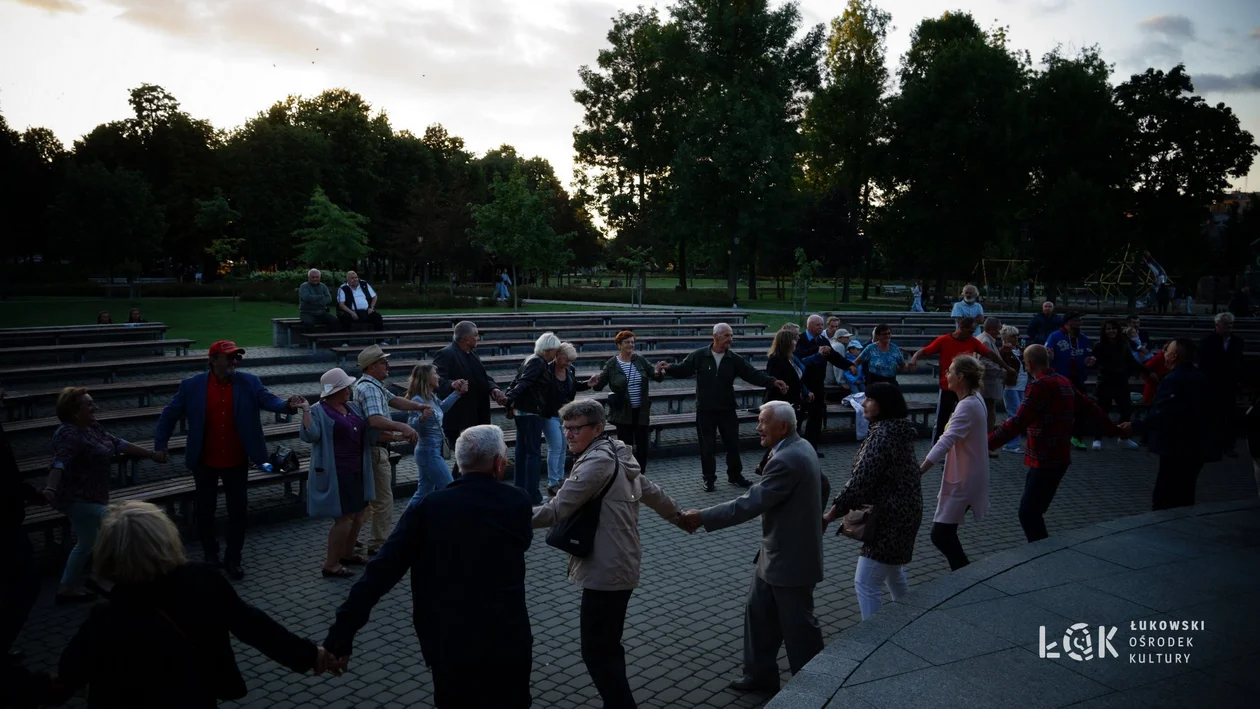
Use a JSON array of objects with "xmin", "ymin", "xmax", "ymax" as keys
[
  {"xmin": 1251, "ymin": 26, "xmax": 1260, "ymax": 40},
  {"xmin": 1137, "ymin": 14, "xmax": 1196, "ymax": 40},
  {"xmin": 14, "ymin": 0, "xmax": 85, "ymax": 12},
  {"xmin": 1194, "ymin": 68, "xmax": 1260, "ymax": 93},
  {"xmin": 998, "ymin": 0, "xmax": 1071, "ymax": 15}
]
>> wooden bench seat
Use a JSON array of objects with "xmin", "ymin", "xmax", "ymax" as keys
[
  {"xmin": 0, "ymin": 323, "xmax": 169, "ymax": 348},
  {"xmin": 0, "ymin": 338, "xmax": 195, "ymax": 363},
  {"xmin": 332, "ymin": 334, "xmax": 772, "ymax": 364},
  {"xmin": 301, "ymin": 322, "xmax": 768, "ymax": 352},
  {"xmin": 3, "ymin": 378, "xmax": 186, "ymax": 420}
]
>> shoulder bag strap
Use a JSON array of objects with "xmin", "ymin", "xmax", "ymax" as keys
[{"xmin": 592, "ymin": 437, "xmax": 620, "ymax": 502}]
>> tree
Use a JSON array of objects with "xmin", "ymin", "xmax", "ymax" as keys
[
  {"xmin": 882, "ymin": 12, "xmax": 1030, "ymax": 297},
  {"xmin": 196, "ymin": 188, "xmax": 244, "ymax": 274},
  {"xmin": 469, "ymin": 169, "xmax": 574, "ymax": 310},
  {"xmin": 669, "ymin": 0, "xmax": 824, "ymax": 301},
  {"xmin": 293, "ymin": 186, "xmax": 372, "ymax": 268},
  {"xmin": 49, "ymin": 163, "xmax": 166, "ymax": 284}
]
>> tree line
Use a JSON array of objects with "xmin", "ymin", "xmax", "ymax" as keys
[{"xmin": 1, "ymin": 0, "xmax": 1257, "ymax": 302}]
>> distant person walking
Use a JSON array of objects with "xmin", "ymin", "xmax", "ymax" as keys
[
  {"xmin": 154, "ymin": 342, "xmax": 304, "ymax": 580},
  {"xmin": 910, "ymin": 282, "xmax": 924, "ymax": 312},
  {"xmin": 919, "ymin": 356, "xmax": 989, "ymax": 571},
  {"xmin": 299, "ymin": 268, "xmax": 339, "ymax": 328}
]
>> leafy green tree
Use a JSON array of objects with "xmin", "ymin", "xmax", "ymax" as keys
[
  {"xmin": 196, "ymin": 188, "xmax": 244, "ymax": 274},
  {"xmin": 293, "ymin": 186, "xmax": 372, "ymax": 268},
  {"xmin": 469, "ymin": 168, "xmax": 574, "ymax": 309},
  {"xmin": 49, "ymin": 163, "xmax": 166, "ymax": 283}
]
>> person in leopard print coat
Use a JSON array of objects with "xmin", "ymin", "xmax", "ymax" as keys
[{"xmin": 824, "ymin": 384, "xmax": 923, "ymax": 620}]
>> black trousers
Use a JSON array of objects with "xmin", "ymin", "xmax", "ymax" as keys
[
  {"xmin": 1094, "ymin": 381, "xmax": 1132, "ymax": 427},
  {"xmin": 616, "ymin": 408, "xmax": 651, "ymax": 473},
  {"xmin": 697, "ymin": 408, "xmax": 743, "ymax": 483},
  {"xmin": 194, "ymin": 463, "xmax": 248, "ymax": 564},
  {"xmin": 930, "ymin": 522, "xmax": 969, "ymax": 570},
  {"xmin": 581, "ymin": 588, "xmax": 636, "ymax": 709},
  {"xmin": 0, "ymin": 529, "xmax": 40, "ymax": 655},
  {"xmin": 1152, "ymin": 456, "xmax": 1203, "ymax": 510},
  {"xmin": 337, "ymin": 309, "xmax": 384, "ymax": 331},
  {"xmin": 933, "ymin": 390, "xmax": 960, "ymax": 443},
  {"xmin": 1213, "ymin": 387, "xmax": 1238, "ymax": 454},
  {"xmin": 1019, "ymin": 465, "xmax": 1068, "ymax": 542},
  {"xmin": 432, "ymin": 656, "xmax": 532, "ymax": 709},
  {"xmin": 803, "ymin": 391, "xmax": 827, "ymax": 448}
]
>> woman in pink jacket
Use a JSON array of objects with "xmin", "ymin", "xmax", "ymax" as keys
[{"xmin": 919, "ymin": 355, "xmax": 990, "ymax": 570}]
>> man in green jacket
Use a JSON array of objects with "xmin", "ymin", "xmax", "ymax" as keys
[
  {"xmin": 299, "ymin": 268, "xmax": 339, "ymax": 327},
  {"xmin": 658, "ymin": 323, "xmax": 786, "ymax": 492}
]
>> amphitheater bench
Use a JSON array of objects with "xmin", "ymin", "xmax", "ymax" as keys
[{"xmin": 0, "ymin": 338, "xmax": 195, "ymax": 364}]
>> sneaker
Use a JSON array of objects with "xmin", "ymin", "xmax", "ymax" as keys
[
  {"xmin": 729, "ymin": 477, "xmax": 753, "ymax": 489},
  {"xmin": 1003, "ymin": 446, "xmax": 1024, "ymax": 454},
  {"xmin": 988, "ymin": 451, "xmax": 999, "ymax": 459},
  {"xmin": 1120, "ymin": 439, "xmax": 1139, "ymax": 450},
  {"xmin": 1091, "ymin": 440, "xmax": 1102, "ymax": 451},
  {"xmin": 1071, "ymin": 437, "xmax": 1087, "ymax": 450},
  {"xmin": 702, "ymin": 481, "xmax": 716, "ymax": 492}
]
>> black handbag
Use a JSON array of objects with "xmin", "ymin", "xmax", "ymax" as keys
[
  {"xmin": 545, "ymin": 439, "xmax": 620, "ymax": 558},
  {"xmin": 268, "ymin": 445, "xmax": 301, "ymax": 474}
]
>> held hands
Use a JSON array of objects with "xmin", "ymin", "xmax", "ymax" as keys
[
  {"xmin": 288, "ymin": 395, "xmax": 309, "ymax": 411},
  {"xmin": 655, "ymin": 361, "xmax": 669, "ymax": 376},
  {"xmin": 586, "ymin": 374, "xmax": 600, "ymax": 388},
  {"xmin": 822, "ymin": 505, "xmax": 840, "ymax": 532},
  {"xmin": 151, "ymin": 450, "xmax": 168, "ymax": 464},
  {"xmin": 773, "ymin": 380, "xmax": 788, "ymax": 393},
  {"xmin": 1116, "ymin": 422, "xmax": 1133, "ymax": 436},
  {"xmin": 451, "ymin": 379, "xmax": 470, "ymax": 395},
  {"xmin": 918, "ymin": 459, "xmax": 934, "ymax": 475},
  {"xmin": 819, "ymin": 346, "xmax": 832, "ymax": 356},
  {"xmin": 314, "ymin": 646, "xmax": 348, "ymax": 676},
  {"xmin": 491, "ymin": 389, "xmax": 508, "ymax": 405},
  {"xmin": 806, "ymin": 392, "xmax": 815, "ymax": 403},
  {"xmin": 679, "ymin": 510, "xmax": 703, "ymax": 533},
  {"xmin": 1085, "ymin": 356, "xmax": 1097, "ymax": 368}
]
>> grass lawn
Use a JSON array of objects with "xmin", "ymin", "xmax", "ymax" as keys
[{"xmin": 0, "ymin": 298, "xmax": 621, "ymax": 348}]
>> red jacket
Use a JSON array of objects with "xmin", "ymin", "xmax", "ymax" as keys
[{"xmin": 989, "ymin": 369, "xmax": 1120, "ymax": 468}]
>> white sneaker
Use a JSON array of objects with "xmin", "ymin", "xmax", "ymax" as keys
[
  {"xmin": 1091, "ymin": 440, "xmax": 1102, "ymax": 451},
  {"xmin": 1120, "ymin": 439, "xmax": 1139, "ymax": 450}
]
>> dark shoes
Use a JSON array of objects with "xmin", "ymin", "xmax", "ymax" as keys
[
  {"xmin": 546, "ymin": 485, "xmax": 559, "ymax": 497},
  {"xmin": 702, "ymin": 480, "xmax": 716, "ymax": 492},
  {"xmin": 817, "ymin": 452, "xmax": 826, "ymax": 459},
  {"xmin": 322, "ymin": 566, "xmax": 355, "ymax": 579},
  {"xmin": 224, "ymin": 562, "xmax": 245, "ymax": 581},
  {"xmin": 728, "ymin": 477, "xmax": 753, "ymax": 489},
  {"xmin": 54, "ymin": 591, "xmax": 97, "ymax": 606},
  {"xmin": 729, "ymin": 678, "xmax": 779, "ymax": 693}
]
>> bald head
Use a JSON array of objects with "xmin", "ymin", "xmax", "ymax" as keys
[
  {"xmin": 806, "ymin": 314, "xmax": 824, "ymax": 337},
  {"xmin": 1024, "ymin": 344, "xmax": 1050, "ymax": 374},
  {"xmin": 712, "ymin": 323, "xmax": 734, "ymax": 353}
]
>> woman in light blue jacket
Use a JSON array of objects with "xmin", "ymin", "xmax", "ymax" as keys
[
  {"xmin": 299, "ymin": 368, "xmax": 385, "ymax": 580},
  {"xmin": 405, "ymin": 363, "xmax": 467, "ymax": 507}
]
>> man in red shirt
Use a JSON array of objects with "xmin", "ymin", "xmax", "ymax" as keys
[
  {"xmin": 989, "ymin": 345, "xmax": 1126, "ymax": 542},
  {"xmin": 907, "ymin": 317, "xmax": 1013, "ymax": 442},
  {"xmin": 156, "ymin": 341, "xmax": 305, "ymax": 580}
]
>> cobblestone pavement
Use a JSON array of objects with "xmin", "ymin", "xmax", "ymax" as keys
[{"xmin": 17, "ymin": 433, "xmax": 1259, "ymax": 708}]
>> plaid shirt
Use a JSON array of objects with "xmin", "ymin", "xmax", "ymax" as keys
[
  {"xmin": 989, "ymin": 369, "xmax": 1117, "ymax": 468},
  {"xmin": 354, "ymin": 374, "xmax": 392, "ymax": 420}
]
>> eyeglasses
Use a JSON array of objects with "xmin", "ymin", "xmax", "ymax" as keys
[{"xmin": 563, "ymin": 422, "xmax": 598, "ymax": 436}]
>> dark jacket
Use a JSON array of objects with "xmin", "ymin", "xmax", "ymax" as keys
[
  {"xmin": 830, "ymin": 418, "xmax": 923, "ymax": 566},
  {"xmin": 663, "ymin": 347, "xmax": 776, "ymax": 411},
  {"xmin": 546, "ymin": 363, "xmax": 591, "ymax": 418},
  {"xmin": 324, "ymin": 474, "xmax": 533, "ymax": 676},
  {"xmin": 1027, "ymin": 313, "xmax": 1064, "ymax": 345},
  {"xmin": 1132, "ymin": 364, "xmax": 1219, "ymax": 462},
  {"xmin": 764, "ymin": 354, "xmax": 815, "ymax": 406},
  {"xmin": 432, "ymin": 343, "xmax": 500, "ymax": 441},
  {"xmin": 154, "ymin": 371, "xmax": 293, "ymax": 470},
  {"xmin": 1200, "ymin": 332, "xmax": 1244, "ymax": 393},
  {"xmin": 51, "ymin": 563, "xmax": 315, "ymax": 708},
  {"xmin": 1093, "ymin": 337, "xmax": 1147, "ymax": 386},
  {"xmin": 794, "ymin": 331, "xmax": 849, "ymax": 391},
  {"xmin": 505, "ymin": 354, "xmax": 553, "ymax": 416},
  {"xmin": 593, "ymin": 354, "xmax": 664, "ymax": 424},
  {"xmin": 2, "ymin": 419, "xmax": 42, "ymax": 530}
]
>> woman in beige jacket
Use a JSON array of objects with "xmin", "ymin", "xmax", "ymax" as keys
[{"xmin": 532, "ymin": 398, "xmax": 688, "ymax": 709}]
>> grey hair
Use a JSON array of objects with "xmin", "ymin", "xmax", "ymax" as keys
[
  {"xmin": 307, "ymin": 268, "xmax": 320, "ymax": 278},
  {"xmin": 713, "ymin": 322, "xmax": 733, "ymax": 335},
  {"xmin": 983, "ymin": 316, "xmax": 1001, "ymax": 330},
  {"xmin": 345, "ymin": 270, "xmax": 358, "ymax": 279},
  {"xmin": 759, "ymin": 400, "xmax": 797, "ymax": 428},
  {"xmin": 534, "ymin": 332, "xmax": 562, "ymax": 355},
  {"xmin": 453, "ymin": 321, "xmax": 477, "ymax": 342},
  {"xmin": 455, "ymin": 425, "xmax": 505, "ymax": 472},
  {"xmin": 807, "ymin": 314, "xmax": 823, "ymax": 326},
  {"xmin": 1215, "ymin": 312, "xmax": 1235, "ymax": 325},
  {"xmin": 1000, "ymin": 325, "xmax": 1019, "ymax": 340},
  {"xmin": 962, "ymin": 284, "xmax": 979, "ymax": 295},
  {"xmin": 559, "ymin": 398, "xmax": 606, "ymax": 426},
  {"xmin": 556, "ymin": 342, "xmax": 578, "ymax": 361}
]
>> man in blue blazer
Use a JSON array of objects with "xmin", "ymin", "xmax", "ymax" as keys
[
  {"xmin": 323, "ymin": 425, "xmax": 534, "ymax": 708},
  {"xmin": 1131, "ymin": 338, "xmax": 1219, "ymax": 510},
  {"xmin": 155, "ymin": 341, "xmax": 302, "ymax": 580}
]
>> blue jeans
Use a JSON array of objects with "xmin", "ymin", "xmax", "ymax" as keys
[
  {"xmin": 60, "ymin": 501, "xmax": 108, "ymax": 587},
  {"xmin": 514, "ymin": 414, "xmax": 544, "ymax": 504},
  {"xmin": 1002, "ymin": 389, "xmax": 1024, "ymax": 450},
  {"xmin": 543, "ymin": 416, "xmax": 566, "ymax": 487},
  {"xmin": 410, "ymin": 444, "xmax": 453, "ymax": 507}
]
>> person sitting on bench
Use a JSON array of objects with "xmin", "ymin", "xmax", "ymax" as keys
[
  {"xmin": 336, "ymin": 271, "xmax": 384, "ymax": 332},
  {"xmin": 299, "ymin": 269, "xmax": 339, "ymax": 328}
]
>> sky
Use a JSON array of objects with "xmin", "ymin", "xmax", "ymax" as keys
[{"xmin": 1, "ymin": 0, "xmax": 1258, "ymax": 193}]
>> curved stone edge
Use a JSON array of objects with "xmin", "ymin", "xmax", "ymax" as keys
[{"xmin": 765, "ymin": 497, "xmax": 1260, "ymax": 708}]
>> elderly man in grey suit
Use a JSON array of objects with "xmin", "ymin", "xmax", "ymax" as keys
[{"xmin": 681, "ymin": 400, "xmax": 825, "ymax": 693}]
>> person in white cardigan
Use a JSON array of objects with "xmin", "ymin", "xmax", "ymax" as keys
[{"xmin": 919, "ymin": 355, "xmax": 990, "ymax": 571}]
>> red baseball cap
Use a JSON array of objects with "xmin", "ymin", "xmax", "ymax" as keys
[{"xmin": 209, "ymin": 340, "xmax": 246, "ymax": 357}]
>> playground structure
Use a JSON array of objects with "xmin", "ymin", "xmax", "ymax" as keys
[{"xmin": 1085, "ymin": 246, "xmax": 1172, "ymax": 304}]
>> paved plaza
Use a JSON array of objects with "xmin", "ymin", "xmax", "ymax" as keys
[{"xmin": 16, "ymin": 432, "xmax": 1260, "ymax": 708}]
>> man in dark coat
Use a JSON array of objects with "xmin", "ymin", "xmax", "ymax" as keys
[
  {"xmin": 324, "ymin": 425, "xmax": 534, "ymax": 708},
  {"xmin": 1026, "ymin": 301, "xmax": 1064, "ymax": 346},
  {"xmin": 432, "ymin": 321, "xmax": 506, "ymax": 475},
  {"xmin": 1200, "ymin": 312, "xmax": 1245, "ymax": 457},
  {"xmin": 794, "ymin": 314, "xmax": 851, "ymax": 458},
  {"xmin": 1131, "ymin": 338, "xmax": 1219, "ymax": 510},
  {"xmin": 1, "ymin": 390, "xmax": 44, "ymax": 663}
]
